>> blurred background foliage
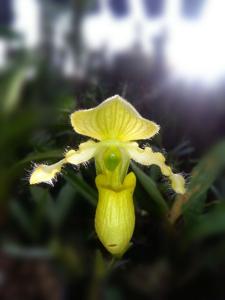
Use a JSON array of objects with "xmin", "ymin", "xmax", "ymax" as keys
[{"xmin": 1, "ymin": 0, "xmax": 225, "ymax": 299}]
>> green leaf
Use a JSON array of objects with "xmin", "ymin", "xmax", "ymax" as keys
[
  {"xmin": 170, "ymin": 140, "xmax": 225, "ymax": 224},
  {"xmin": 30, "ymin": 186, "xmax": 53, "ymax": 239},
  {"xmin": 188, "ymin": 141, "xmax": 225, "ymax": 196},
  {"xmin": 30, "ymin": 186, "xmax": 52, "ymax": 203},
  {"xmin": 15, "ymin": 150, "xmax": 63, "ymax": 167},
  {"xmin": 183, "ymin": 193, "xmax": 207, "ymax": 226},
  {"xmin": 131, "ymin": 162, "xmax": 169, "ymax": 217},
  {"xmin": 46, "ymin": 183, "xmax": 76, "ymax": 229},
  {"xmin": 0, "ymin": 61, "xmax": 28, "ymax": 114},
  {"xmin": 183, "ymin": 141, "xmax": 225, "ymax": 221},
  {"xmin": 94, "ymin": 250, "xmax": 107, "ymax": 279},
  {"xmin": 49, "ymin": 239, "xmax": 83, "ymax": 275},
  {"xmin": 64, "ymin": 169, "xmax": 97, "ymax": 206},
  {"xmin": 186, "ymin": 202, "xmax": 225, "ymax": 241},
  {"xmin": 10, "ymin": 201, "xmax": 34, "ymax": 238}
]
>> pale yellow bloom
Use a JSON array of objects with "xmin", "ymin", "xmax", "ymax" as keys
[{"xmin": 29, "ymin": 95, "xmax": 185, "ymax": 255}]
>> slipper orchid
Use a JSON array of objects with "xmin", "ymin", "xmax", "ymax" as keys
[{"xmin": 29, "ymin": 95, "xmax": 185, "ymax": 256}]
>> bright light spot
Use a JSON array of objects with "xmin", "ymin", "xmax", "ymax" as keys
[
  {"xmin": 10, "ymin": 0, "xmax": 225, "ymax": 83},
  {"xmin": 82, "ymin": 0, "xmax": 225, "ymax": 83},
  {"xmin": 53, "ymin": 12, "xmax": 72, "ymax": 51},
  {"xmin": 82, "ymin": 6, "xmax": 136, "ymax": 54},
  {"xmin": 165, "ymin": 0, "xmax": 225, "ymax": 83},
  {"xmin": 164, "ymin": 0, "xmax": 181, "ymax": 26},
  {"xmin": 0, "ymin": 41, "xmax": 8, "ymax": 69},
  {"xmin": 13, "ymin": 0, "xmax": 40, "ymax": 48},
  {"xmin": 81, "ymin": 0, "xmax": 162, "ymax": 57}
]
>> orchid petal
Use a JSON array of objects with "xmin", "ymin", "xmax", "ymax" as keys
[
  {"xmin": 29, "ymin": 159, "xmax": 65, "ymax": 185},
  {"xmin": 65, "ymin": 140, "xmax": 97, "ymax": 165},
  {"xmin": 127, "ymin": 143, "xmax": 186, "ymax": 194},
  {"xmin": 30, "ymin": 141, "xmax": 97, "ymax": 185}
]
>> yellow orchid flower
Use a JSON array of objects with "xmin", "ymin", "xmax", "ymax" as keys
[{"xmin": 29, "ymin": 95, "xmax": 185, "ymax": 256}]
